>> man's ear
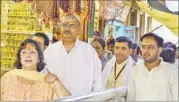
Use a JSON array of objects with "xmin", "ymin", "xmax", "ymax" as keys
[
  {"xmin": 158, "ymin": 47, "xmax": 163, "ymax": 55},
  {"xmin": 129, "ymin": 49, "xmax": 132, "ymax": 54}
]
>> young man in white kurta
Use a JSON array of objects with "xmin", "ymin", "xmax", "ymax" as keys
[
  {"xmin": 128, "ymin": 58, "xmax": 178, "ymax": 101},
  {"xmin": 127, "ymin": 33, "xmax": 178, "ymax": 101},
  {"xmin": 102, "ymin": 37, "xmax": 135, "ymax": 94},
  {"xmin": 44, "ymin": 14, "xmax": 102, "ymax": 96}
]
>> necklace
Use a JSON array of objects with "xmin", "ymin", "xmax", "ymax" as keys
[{"xmin": 113, "ymin": 62, "xmax": 126, "ymax": 84}]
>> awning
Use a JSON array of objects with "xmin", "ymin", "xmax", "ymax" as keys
[{"xmin": 136, "ymin": 1, "xmax": 178, "ymax": 36}]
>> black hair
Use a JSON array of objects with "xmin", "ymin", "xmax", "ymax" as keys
[
  {"xmin": 140, "ymin": 32, "xmax": 164, "ymax": 48},
  {"xmin": 136, "ymin": 46, "xmax": 140, "ymax": 55},
  {"xmin": 106, "ymin": 38, "xmax": 115, "ymax": 46},
  {"xmin": 91, "ymin": 38, "xmax": 106, "ymax": 49},
  {"xmin": 52, "ymin": 36, "xmax": 59, "ymax": 43},
  {"xmin": 115, "ymin": 36, "xmax": 132, "ymax": 49},
  {"xmin": 163, "ymin": 42, "xmax": 172, "ymax": 48},
  {"xmin": 14, "ymin": 39, "xmax": 45, "ymax": 72},
  {"xmin": 160, "ymin": 48, "xmax": 175, "ymax": 63},
  {"xmin": 132, "ymin": 43, "xmax": 138, "ymax": 49},
  {"xmin": 167, "ymin": 44, "xmax": 176, "ymax": 52},
  {"xmin": 163, "ymin": 42, "xmax": 176, "ymax": 52},
  {"xmin": 34, "ymin": 32, "xmax": 49, "ymax": 46},
  {"xmin": 93, "ymin": 31, "xmax": 102, "ymax": 37}
]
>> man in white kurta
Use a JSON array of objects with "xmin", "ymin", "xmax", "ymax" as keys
[
  {"xmin": 102, "ymin": 37, "xmax": 135, "ymax": 97},
  {"xmin": 103, "ymin": 56, "xmax": 135, "ymax": 89},
  {"xmin": 127, "ymin": 58, "xmax": 178, "ymax": 101},
  {"xmin": 127, "ymin": 33, "xmax": 178, "ymax": 101},
  {"xmin": 44, "ymin": 14, "xmax": 102, "ymax": 96}
]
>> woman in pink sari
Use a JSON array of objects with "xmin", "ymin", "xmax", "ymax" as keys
[{"xmin": 1, "ymin": 39, "xmax": 71, "ymax": 101}]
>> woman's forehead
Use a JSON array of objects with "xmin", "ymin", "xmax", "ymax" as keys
[{"xmin": 23, "ymin": 43, "xmax": 36, "ymax": 50}]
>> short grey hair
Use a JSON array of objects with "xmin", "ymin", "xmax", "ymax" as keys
[{"xmin": 60, "ymin": 14, "xmax": 80, "ymax": 25}]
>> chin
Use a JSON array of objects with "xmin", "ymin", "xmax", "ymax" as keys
[
  {"xmin": 145, "ymin": 60, "xmax": 153, "ymax": 63},
  {"xmin": 23, "ymin": 66, "xmax": 35, "ymax": 71}
]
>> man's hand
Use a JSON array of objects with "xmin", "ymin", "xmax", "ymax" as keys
[{"xmin": 44, "ymin": 69, "xmax": 58, "ymax": 83}]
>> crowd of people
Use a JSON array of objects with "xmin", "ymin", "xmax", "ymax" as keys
[{"xmin": 1, "ymin": 14, "xmax": 178, "ymax": 101}]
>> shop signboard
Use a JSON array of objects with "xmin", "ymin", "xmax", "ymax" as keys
[
  {"xmin": 105, "ymin": 24, "xmax": 136, "ymax": 42},
  {"xmin": 103, "ymin": 0, "xmax": 132, "ymax": 23}
]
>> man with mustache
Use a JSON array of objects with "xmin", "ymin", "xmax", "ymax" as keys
[
  {"xmin": 102, "ymin": 36, "xmax": 135, "ymax": 92},
  {"xmin": 43, "ymin": 14, "xmax": 102, "ymax": 96},
  {"xmin": 127, "ymin": 33, "xmax": 178, "ymax": 101}
]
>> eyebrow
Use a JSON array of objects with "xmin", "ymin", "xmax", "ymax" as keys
[{"xmin": 141, "ymin": 44, "xmax": 156, "ymax": 46}]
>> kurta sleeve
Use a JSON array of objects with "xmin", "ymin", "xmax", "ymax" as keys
[{"xmin": 127, "ymin": 67, "xmax": 136, "ymax": 101}]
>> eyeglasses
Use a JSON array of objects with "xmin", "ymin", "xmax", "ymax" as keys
[
  {"xmin": 60, "ymin": 23, "xmax": 79, "ymax": 29},
  {"xmin": 21, "ymin": 50, "xmax": 37, "ymax": 56}
]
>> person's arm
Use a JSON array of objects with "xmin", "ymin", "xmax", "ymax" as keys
[
  {"xmin": 170, "ymin": 67, "xmax": 178, "ymax": 101},
  {"xmin": 127, "ymin": 67, "xmax": 136, "ymax": 101},
  {"xmin": 52, "ymin": 79, "xmax": 71, "ymax": 99}
]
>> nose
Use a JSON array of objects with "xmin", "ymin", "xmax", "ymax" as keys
[
  {"xmin": 141, "ymin": 48, "xmax": 149, "ymax": 54},
  {"xmin": 25, "ymin": 51, "xmax": 31, "ymax": 57}
]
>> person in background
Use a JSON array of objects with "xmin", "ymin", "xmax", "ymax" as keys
[
  {"xmin": 44, "ymin": 14, "xmax": 102, "ymax": 96},
  {"xmin": 1, "ymin": 39, "xmax": 70, "ymax": 101},
  {"xmin": 102, "ymin": 36, "xmax": 135, "ymax": 92},
  {"xmin": 52, "ymin": 36, "xmax": 59, "ymax": 43},
  {"xmin": 175, "ymin": 46, "xmax": 179, "ymax": 66},
  {"xmin": 127, "ymin": 33, "xmax": 178, "ymax": 101},
  {"xmin": 130, "ymin": 43, "xmax": 139, "ymax": 62},
  {"xmin": 163, "ymin": 42, "xmax": 177, "ymax": 54},
  {"xmin": 163, "ymin": 41, "xmax": 172, "ymax": 48},
  {"xmin": 93, "ymin": 31, "xmax": 103, "ymax": 39},
  {"xmin": 31, "ymin": 32, "xmax": 49, "ymax": 52},
  {"xmin": 91, "ymin": 38, "xmax": 112, "ymax": 70},
  {"xmin": 106, "ymin": 37, "xmax": 115, "ymax": 54},
  {"xmin": 160, "ymin": 48, "xmax": 175, "ymax": 64}
]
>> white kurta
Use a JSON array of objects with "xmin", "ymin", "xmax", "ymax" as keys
[
  {"xmin": 44, "ymin": 39, "xmax": 102, "ymax": 96},
  {"xmin": 102, "ymin": 56, "xmax": 135, "ymax": 96},
  {"xmin": 127, "ymin": 58, "xmax": 178, "ymax": 101}
]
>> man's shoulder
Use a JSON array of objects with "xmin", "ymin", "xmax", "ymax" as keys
[
  {"xmin": 162, "ymin": 62, "xmax": 178, "ymax": 72},
  {"xmin": 78, "ymin": 40, "xmax": 92, "ymax": 47},
  {"xmin": 50, "ymin": 41, "xmax": 61, "ymax": 47},
  {"xmin": 130, "ymin": 63, "xmax": 143, "ymax": 73}
]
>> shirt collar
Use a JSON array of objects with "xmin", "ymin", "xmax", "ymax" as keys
[
  {"xmin": 59, "ymin": 38, "xmax": 81, "ymax": 47},
  {"xmin": 142, "ymin": 57, "xmax": 164, "ymax": 71},
  {"xmin": 115, "ymin": 57, "xmax": 129, "ymax": 67}
]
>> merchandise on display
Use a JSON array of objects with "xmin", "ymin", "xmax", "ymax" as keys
[{"xmin": 1, "ymin": 1, "xmax": 40, "ymax": 77}]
